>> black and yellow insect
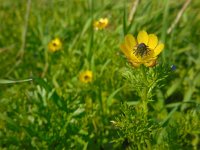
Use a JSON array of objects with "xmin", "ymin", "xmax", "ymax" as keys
[{"xmin": 134, "ymin": 43, "xmax": 151, "ymax": 57}]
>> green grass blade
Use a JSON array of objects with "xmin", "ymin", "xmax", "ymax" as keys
[{"xmin": 0, "ymin": 79, "xmax": 32, "ymax": 84}]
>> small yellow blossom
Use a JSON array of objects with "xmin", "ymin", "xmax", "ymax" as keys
[
  {"xmin": 120, "ymin": 30, "xmax": 164, "ymax": 67},
  {"xmin": 79, "ymin": 70, "xmax": 93, "ymax": 83},
  {"xmin": 48, "ymin": 38, "xmax": 62, "ymax": 52},
  {"xmin": 93, "ymin": 18, "xmax": 109, "ymax": 30}
]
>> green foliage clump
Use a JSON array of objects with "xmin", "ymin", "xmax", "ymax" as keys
[
  {"xmin": 1, "ymin": 0, "xmax": 200, "ymax": 149},
  {"xmin": 112, "ymin": 104, "xmax": 160, "ymax": 150}
]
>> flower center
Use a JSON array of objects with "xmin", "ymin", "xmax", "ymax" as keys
[
  {"xmin": 52, "ymin": 42, "xmax": 58, "ymax": 47},
  {"xmin": 84, "ymin": 75, "xmax": 90, "ymax": 80},
  {"xmin": 134, "ymin": 43, "xmax": 150, "ymax": 57}
]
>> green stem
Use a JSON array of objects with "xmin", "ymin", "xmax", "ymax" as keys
[
  {"xmin": 140, "ymin": 66, "xmax": 148, "ymax": 117},
  {"xmin": 42, "ymin": 49, "xmax": 49, "ymax": 77},
  {"xmin": 88, "ymin": 0, "xmax": 94, "ymax": 61},
  {"xmin": 141, "ymin": 87, "xmax": 148, "ymax": 115},
  {"xmin": 146, "ymin": 139, "xmax": 152, "ymax": 150},
  {"xmin": 141, "ymin": 65, "xmax": 147, "ymax": 82},
  {"xmin": 137, "ymin": 143, "xmax": 142, "ymax": 150}
]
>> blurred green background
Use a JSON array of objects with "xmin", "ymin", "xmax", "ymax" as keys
[{"xmin": 0, "ymin": 0, "xmax": 200, "ymax": 149}]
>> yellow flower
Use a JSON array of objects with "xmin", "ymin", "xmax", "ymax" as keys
[
  {"xmin": 48, "ymin": 38, "xmax": 62, "ymax": 52},
  {"xmin": 93, "ymin": 18, "xmax": 109, "ymax": 30},
  {"xmin": 79, "ymin": 70, "xmax": 93, "ymax": 83},
  {"xmin": 120, "ymin": 31, "xmax": 164, "ymax": 67}
]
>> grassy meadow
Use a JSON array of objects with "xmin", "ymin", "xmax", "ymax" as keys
[{"xmin": 0, "ymin": 0, "xmax": 200, "ymax": 149}]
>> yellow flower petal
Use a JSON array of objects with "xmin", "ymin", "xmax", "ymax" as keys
[
  {"xmin": 137, "ymin": 30, "xmax": 148, "ymax": 45},
  {"xmin": 99, "ymin": 18, "xmax": 108, "ymax": 25},
  {"xmin": 144, "ymin": 59, "xmax": 157, "ymax": 67},
  {"xmin": 120, "ymin": 43, "xmax": 131, "ymax": 57},
  {"xmin": 120, "ymin": 31, "xmax": 164, "ymax": 68},
  {"xmin": 130, "ymin": 53, "xmax": 140, "ymax": 62},
  {"xmin": 153, "ymin": 43, "xmax": 164, "ymax": 57},
  {"xmin": 148, "ymin": 34, "xmax": 158, "ymax": 49},
  {"xmin": 93, "ymin": 18, "xmax": 109, "ymax": 30},
  {"xmin": 79, "ymin": 70, "xmax": 93, "ymax": 83},
  {"xmin": 125, "ymin": 34, "xmax": 137, "ymax": 49},
  {"xmin": 48, "ymin": 38, "xmax": 62, "ymax": 52},
  {"xmin": 130, "ymin": 60, "xmax": 141, "ymax": 68},
  {"xmin": 120, "ymin": 43, "xmax": 139, "ymax": 62}
]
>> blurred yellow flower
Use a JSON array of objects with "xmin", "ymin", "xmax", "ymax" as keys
[
  {"xmin": 120, "ymin": 31, "xmax": 164, "ymax": 67},
  {"xmin": 93, "ymin": 18, "xmax": 109, "ymax": 30},
  {"xmin": 48, "ymin": 38, "xmax": 62, "ymax": 52},
  {"xmin": 79, "ymin": 70, "xmax": 93, "ymax": 83}
]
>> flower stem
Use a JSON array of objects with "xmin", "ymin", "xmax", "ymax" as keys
[
  {"xmin": 140, "ymin": 66, "xmax": 149, "ymax": 117},
  {"xmin": 142, "ymin": 86, "xmax": 148, "ymax": 116}
]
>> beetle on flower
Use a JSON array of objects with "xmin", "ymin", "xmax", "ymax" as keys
[{"xmin": 120, "ymin": 30, "xmax": 164, "ymax": 67}]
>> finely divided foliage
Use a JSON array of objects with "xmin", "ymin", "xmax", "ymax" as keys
[{"xmin": 0, "ymin": 0, "xmax": 200, "ymax": 149}]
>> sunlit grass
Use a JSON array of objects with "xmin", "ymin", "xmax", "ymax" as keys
[{"xmin": 0, "ymin": 0, "xmax": 200, "ymax": 149}]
